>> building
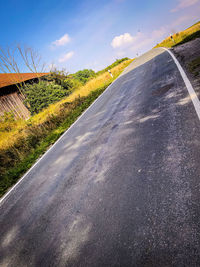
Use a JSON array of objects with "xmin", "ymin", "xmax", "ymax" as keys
[{"xmin": 0, "ymin": 73, "xmax": 48, "ymax": 119}]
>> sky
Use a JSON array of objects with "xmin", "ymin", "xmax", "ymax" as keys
[{"xmin": 0, "ymin": 0, "xmax": 200, "ymax": 73}]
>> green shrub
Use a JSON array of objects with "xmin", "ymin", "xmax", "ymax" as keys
[
  {"xmin": 23, "ymin": 81, "xmax": 71, "ymax": 114},
  {"xmin": 45, "ymin": 69, "xmax": 69, "ymax": 85},
  {"xmin": 62, "ymin": 78, "xmax": 81, "ymax": 90},
  {"xmin": 73, "ymin": 69, "xmax": 96, "ymax": 84}
]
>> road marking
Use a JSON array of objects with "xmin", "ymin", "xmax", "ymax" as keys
[
  {"xmin": 162, "ymin": 47, "xmax": 200, "ymax": 121},
  {"xmin": 0, "ymin": 70, "xmax": 128, "ymax": 205}
]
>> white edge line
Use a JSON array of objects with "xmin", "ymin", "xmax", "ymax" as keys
[
  {"xmin": 0, "ymin": 69, "xmax": 127, "ymax": 205},
  {"xmin": 162, "ymin": 47, "xmax": 200, "ymax": 121}
]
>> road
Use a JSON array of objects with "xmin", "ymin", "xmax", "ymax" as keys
[{"xmin": 1, "ymin": 48, "xmax": 200, "ymax": 267}]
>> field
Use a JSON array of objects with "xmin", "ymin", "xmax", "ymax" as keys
[
  {"xmin": 0, "ymin": 59, "xmax": 132, "ymax": 197},
  {"xmin": 155, "ymin": 21, "xmax": 200, "ymax": 48}
]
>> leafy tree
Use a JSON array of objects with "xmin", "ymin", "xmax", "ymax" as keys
[{"xmin": 73, "ymin": 69, "xmax": 96, "ymax": 84}]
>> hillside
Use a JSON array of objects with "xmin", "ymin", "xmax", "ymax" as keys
[
  {"xmin": 0, "ymin": 59, "xmax": 132, "ymax": 197},
  {"xmin": 155, "ymin": 21, "xmax": 200, "ymax": 48}
]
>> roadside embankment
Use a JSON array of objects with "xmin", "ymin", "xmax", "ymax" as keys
[
  {"xmin": 0, "ymin": 59, "xmax": 132, "ymax": 197},
  {"xmin": 171, "ymin": 38, "xmax": 200, "ymax": 97},
  {"xmin": 155, "ymin": 21, "xmax": 200, "ymax": 48}
]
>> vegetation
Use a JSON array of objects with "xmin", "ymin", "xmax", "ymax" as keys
[
  {"xmin": 45, "ymin": 69, "xmax": 81, "ymax": 90},
  {"xmin": 188, "ymin": 56, "xmax": 200, "ymax": 77},
  {"xmin": 96, "ymin": 57, "xmax": 130, "ymax": 75},
  {"xmin": 19, "ymin": 60, "xmax": 130, "ymax": 116},
  {"xmin": 2, "ymin": 19, "xmax": 200, "ymax": 198},
  {"xmin": 23, "ymin": 81, "xmax": 71, "ymax": 114},
  {"xmin": 155, "ymin": 21, "xmax": 200, "ymax": 48},
  {"xmin": 0, "ymin": 45, "xmax": 45, "ymax": 95},
  {"xmin": 0, "ymin": 59, "xmax": 132, "ymax": 197},
  {"xmin": 72, "ymin": 69, "xmax": 96, "ymax": 84},
  {"xmin": 0, "ymin": 112, "xmax": 16, "ymax": 132}
]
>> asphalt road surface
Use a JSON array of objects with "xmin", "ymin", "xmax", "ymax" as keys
[{"xmin": 1, "ymin": 48, "xmax": 200, "ymax": 267}]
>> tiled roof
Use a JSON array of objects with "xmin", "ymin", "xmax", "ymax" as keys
[{"xmin": 0, "ymin": 73, "xmax": 49, "ymax": 88}]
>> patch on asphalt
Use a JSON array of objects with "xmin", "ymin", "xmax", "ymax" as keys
[{"xmin": 152, "ymin": 83, "xmax": 174, "ymax": 96}]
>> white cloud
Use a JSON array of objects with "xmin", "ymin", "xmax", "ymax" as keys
[
  {"xmin": 110, "ymin": 30, "xmax": 165, "ymax": 52},
  {"xmin": 111, "ymin": 27, "xmax": 167, "ymax": 57},
  {"xmin": 130, "ymin": 36, "xmax": 153, "ymax": 53},
  {"xmin": 52, "ymin": 33, "xmax": 71, "ymax": 47},
  {"xmin": 111, "ymin": 33, "xmax": 135, "ymax": 48},
  {"xmin": 171, "ymin": 0, "xmax": 199, "ymax": 12},
  {"xmin": 58, "ymin": 51, "xmax": 74, "ymax": 63}
]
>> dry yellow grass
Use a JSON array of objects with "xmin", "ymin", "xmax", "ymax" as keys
[
  {"xmin": 0, "ymin": 59, "xmax": 132, "ymax": 150},
  {"xmin": 31, "ymin": 59, "xmax": 132, "ymax": 125},
  {"xmin": 155, "ymin": 21, "xmax": 200, "ymax": 48}
]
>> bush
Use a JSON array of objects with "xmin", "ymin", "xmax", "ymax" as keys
[
  {"xmin": 62, "ymin": 78, "xmax": 81, "ymax": 91},
  {"xmin": 23, "ymin": 81, "xmax": 71, "ymax": 114},
  {"xmin": 73, "ymin": 69, "xmax": 96, "ymax": 84},
  {"xmin": 46, "ymin": 69, "xmax": 69, "ymax": 85}
]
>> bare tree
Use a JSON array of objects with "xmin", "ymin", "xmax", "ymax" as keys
[
  {"xmin": 0, "ymin": 45, "xmax": 46, "ymax": 94},
  {"xmin": 17, "ymin": 45, "xmax": 45, "ymax": 75}
]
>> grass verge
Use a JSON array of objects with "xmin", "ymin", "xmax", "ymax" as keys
[
  {"xmin": 0, "ymin": 85, "xmax": 109, "ymax": 197},
  {"xmin": 0, "ymin": 59, "xmax": 132, "ymax": 197},
  {"xmin": 155, "ymin": 21, "xmax": 200, "ymax": 48}
]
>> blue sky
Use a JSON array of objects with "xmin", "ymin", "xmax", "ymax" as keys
[{"xmin": 0, "ymin": 0, "xmax": 199, "ymax": 73}]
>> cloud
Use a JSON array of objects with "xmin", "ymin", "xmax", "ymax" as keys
[
  {"xmin": 58, "ymin": 51, "xmax": 74, "ymax": 63},
  {"xmin": 171, "ymin": 0, "xmax": 199, "ymax": 12},
  {"xmin": 130, "ymin": 35, "xmax": 153, "ymax": 53},
  {"xmin": 111, "ymin": 27, "xmax": 167, "ymax": 58},
  {"xmin": 111, "ymin": 33, "xmax": 135, "ymax": 48},
  {"xmin": 110, "ymin": 29, "xmax": 165, "ymax": 51},
  {"xmin": 52, "ymin": 33, "xmax": 71, "ymax": 47},
  {"xmin": 172, "ymin": 15, "xmax": 196, "ymax": 27}
]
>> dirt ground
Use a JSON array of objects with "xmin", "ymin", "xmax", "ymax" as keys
[{"xmin": 171, "ymin": 38, "xmax": 200, "ymax": 96}]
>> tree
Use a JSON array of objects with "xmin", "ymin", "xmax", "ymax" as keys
[
  {"xmin": 73, "ymin": 69, "xmax": 96, "ymax": 84},
  {"xmin": 0, "ymin": 45, "xmax": 46, "ymax": 94}
]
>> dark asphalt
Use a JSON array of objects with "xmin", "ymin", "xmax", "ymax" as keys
[{"xmin": 1, "ymin": 48, "xmax": 200, "ymax": 267}]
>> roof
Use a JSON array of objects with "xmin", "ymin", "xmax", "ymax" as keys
[{"xmin": 0, "ymin": 73, "xmax": 49, "ymax": 89}]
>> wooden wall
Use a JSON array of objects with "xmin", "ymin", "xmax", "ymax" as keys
[{"xmin": 0, "ymin": 92, "xmax": 30, "ymax": 119}]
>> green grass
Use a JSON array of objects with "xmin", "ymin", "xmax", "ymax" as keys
[
  {"xmin": 174, "ymin": 30, "xmax": 200, "ymax": 47},
  {"xmin": 0, "ymin": 54, "xmax": 131, "ymax": 197},
  {"xmin": 0, "ymin": 85, "xmax": 109, "ymax": 197},
  {"xmin": 155, "ymin": 21, "xmax": 200, "ymax": 48}
]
